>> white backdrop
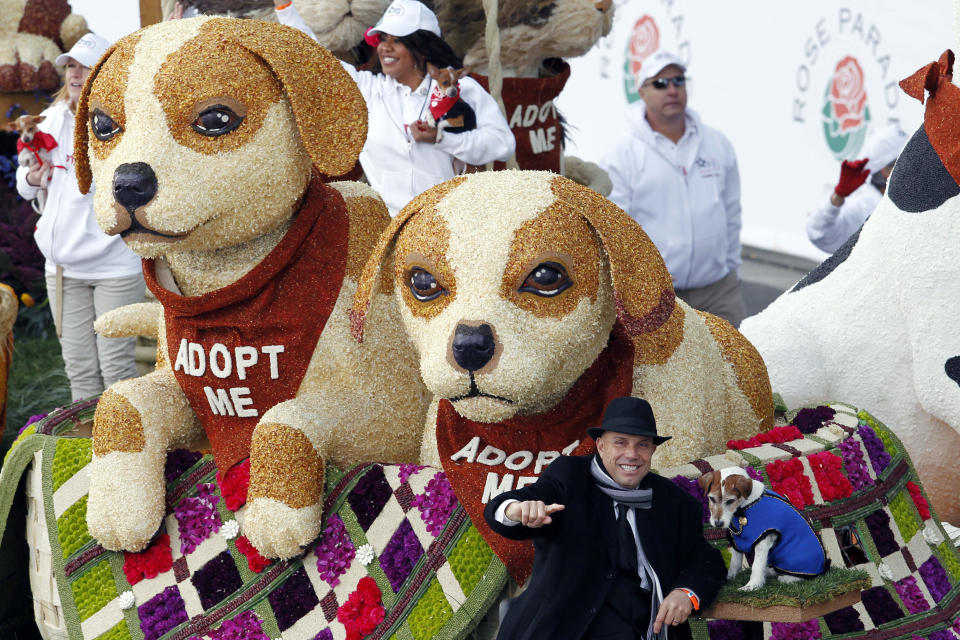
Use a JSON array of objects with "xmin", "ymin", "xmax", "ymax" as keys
[{"xmin": 556, "ymin": 0, "xmax": 953, "ymax": 260}]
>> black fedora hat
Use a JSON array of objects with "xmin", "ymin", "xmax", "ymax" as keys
[{"xmin": 587, "ymin": 396, "xmax": 671, "ymax": 444}]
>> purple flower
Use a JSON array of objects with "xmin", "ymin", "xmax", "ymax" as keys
[
  {"xmin": 920, "ymin": 556, "xmax": 952, "ymax": 601},
  {"xmin": 313, "ymin": 630, "xmax": 334, "ymax": 640},
  {"xmin": 19, "ymin": 413, "xmax": 47, "ymax": 435},
  {"xmin": 928, "ymin": 631, "xmax": 955, "ymax": 640},
  {"xmin": 793, "ymin": 406, "xmax": 835, "ymax": 434},
  {"xmin": 670, "ymin": 474, "xmax": 709, "ymax": 523},
  {"xmin": 864, "ymin": 509, "xmax": 898, "ymax": 556},
  {"xmin": 138, "ymin": 586, "xmax": 188, "ymax": 640},
  {"xmin": 823, "ymin": 606, "xmax": 864, "ymax": 634},
  {"xmin": 398, "ymin": 464, "xmax": 425, "ymax": 483},
  {"xmin": 771, "ymin": 620, "xmax": 821, "ymax": 640},
  {"xmin": 315, "ymin": 514, "xmax": 356, "ymax": 587},
  {"xmin": 191, "ymin": 551, "xmax": 243, "ymax": 610},
  {"xmin": 174, "ymin": 482, "xmax": 222, "ymax": 554},
  {"xmin": 706, "ymin": 620, "xmax": 760, "ymax": 640},
  {"xmin": 838, "ymin": 437, "xmax": 873, "ymax": 490},
  {"xmin": 164, "ymin": 449, "xmax": 203, "ymax": 483},
  {"xmin": 858, "ymin": 424, "xmax": 891, "ymax": 474},
  {"xmin": 379, "ymin": 519, "xmax": 424, "ymax": 592},
  {"xmin": 894, "ymin": 575, "xmax": 930, "ymax": 614},
  {"xmin": 267, "ymin": 566, "xmax": 320, "ymax": 631},
  {"xmin": 208, "ymin": 611, "xmax": 270, "ymax": 640},
  {"xmin": 745, "ymin": 465, "xmax": 764, "ymax": 482},
  {"xmin": 348, "ymin": 465, "xmax": 392, "ymax": 531},
  {"xmin": 860, "ymin": 586, "xmax": 904, "ymax": 625},
  {"xmin": 411, "ymin": 472, "xmax": 458, "ymax": 536}
]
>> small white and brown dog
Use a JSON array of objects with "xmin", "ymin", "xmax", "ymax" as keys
[
  {"xmin": 699, "ymin": 468, "xmax": 829, "ymax": 591},
  {"xmin": 4, "ymin": 113, "xmax": 56, "ymax": 210},
  {"xmin": 75, "ymin": 16, "xmax": 428, "ymax": 558}
]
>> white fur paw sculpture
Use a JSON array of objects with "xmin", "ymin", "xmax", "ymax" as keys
[
  {"xmin": 351, "ymin": 170, "xmax": 774, "ymax": 581},
  {"xmin": 740, "ymin": 50, "xmax": 960, "ymax": 523},
  {"xmin": 77, "ymin": 17, "xmax": 427, "ymax": 558}
]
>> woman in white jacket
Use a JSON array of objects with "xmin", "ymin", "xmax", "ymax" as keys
[
  {"xmin": 16, "ymin": 34, "xmax": 145, "ymax": 401},
  {"xmin": 274, "ymin": 0, "xmax": 515, "ymax": 216}
]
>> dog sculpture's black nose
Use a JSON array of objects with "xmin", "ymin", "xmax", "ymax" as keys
[
  {"xmin": 452, "ymin": 323, "xmax": 496, "ymax": 372},
  {"xmin": 113, "ymin": 162, "xmax": 157, "ymax": 212}
]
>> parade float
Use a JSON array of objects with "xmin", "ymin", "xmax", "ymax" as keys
[{"xmin": 1, "ymin": 6, "xmax": 960, "ymax": 640}]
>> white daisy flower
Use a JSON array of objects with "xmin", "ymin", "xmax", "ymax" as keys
[
  {"xmin": 222, "ymin": 519, "xmax": 240, "ymax": 540},
  {"xmin": 356, "ymin": 544, "xmax": 375, "ymax": 566},
  {"xmin": 118, "ymin": 590, "xmax": 135, "ymax": 610}
]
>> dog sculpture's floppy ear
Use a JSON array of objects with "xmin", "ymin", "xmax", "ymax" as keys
[
  {"xmin": 205, "ymin": 19, "xmax": 366, "ymax": 177},
  {"xmin": 350, "ymin": 176, "xmax": 469, "ymax": 341},
  {"xmin": 75, "ymin": 38, "xmax": 129, "ymax": 194},
  {"xmin": 549, "ymin": 176, "xmax": 680, "ymax": 363}
]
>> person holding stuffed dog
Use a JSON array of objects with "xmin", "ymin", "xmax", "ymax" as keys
[
  {"xmin": 275, "ymin": 0, "xmax": 515, "ymax": 215},
  {"xmin": 484, "ymin": 396, "xmax": 725, "ymax": 640},
  {"xmin": 15, "ymin": 33, "xmax": 145, "ymax": 401}
]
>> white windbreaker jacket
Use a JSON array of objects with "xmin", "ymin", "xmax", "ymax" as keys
[
  {"xmin": 16, "ymin": 101, "xmax": 143, "ymax": 279},
  {"xmin": 601, "ymin": 103, "xmax": 742, "ymax": 291},
  {"xmin": 277, "ymin": 4, "xmax": 515, "ymax": 216}
]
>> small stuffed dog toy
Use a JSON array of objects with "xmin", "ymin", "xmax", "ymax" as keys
[
  {"xmin": 699, "ymin": 468, "xmax": 828, "ymax": 591},
  {"xmin": 76, "ymin": 16, "xmax": 427, "ymax": 558},
  {"xmin": 351, "ymin": 171, "xmax": 775, "ymax": 579}
]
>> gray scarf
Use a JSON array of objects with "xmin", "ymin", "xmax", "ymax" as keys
[{"xmin": 590, "ymin": 455, "xmax": 667, "ymax": 640}]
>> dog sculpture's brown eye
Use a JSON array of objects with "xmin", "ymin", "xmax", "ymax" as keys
[
  {"xmin": 409, "ymin": 267, "xmax": 445, "ymax": 301},
  {"xmin": 519, "ymin": 262, "xmax": 571, "ymax": 297},
  {"xmin": 91, "ymin": 109, "xmax": 121, "ymax": 141},
  {"xmin": 192, "ymin": 105, "xmax": 243, "ymax": 137}
]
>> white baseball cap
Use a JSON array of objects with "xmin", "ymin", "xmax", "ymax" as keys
[
  {"xmin": 368, "ymin": 0, "xmax": 441, "ymax": 38},
  {"xmin": 55, "ymin": 33, "xmax": 111, "ymax": 68},
  {"xmin": 636, "ymin": 49, "xmax": 686, "ymax": 86},
  {"xmin": 863, "ymin": 124, "xmax": 909, "ymax": 173}
]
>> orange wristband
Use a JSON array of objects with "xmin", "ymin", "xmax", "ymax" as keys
[
  {"xmin": 679, "ymin": 588, "xmax": 699, "ymax": 611},
  {"xmin": 275, "ymin": 1, "xmax": 292, "ymax": 10}
]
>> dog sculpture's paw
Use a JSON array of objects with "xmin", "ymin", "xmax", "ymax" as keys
[
  {"xmin": 243, "ymin": 497, "xmax": 323, "ymax": 559},
  {"xmin": 740, "ymin": 580, "xmax": 765, "ymax": 592},
  {"xmin": 86, "ymin": 457, "xmax": 165, "ymax": 552}
]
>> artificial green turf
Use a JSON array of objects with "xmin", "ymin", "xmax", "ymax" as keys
[{"xmin": 715, "ymin": 567, "xmax": 871, "ymax": 608}]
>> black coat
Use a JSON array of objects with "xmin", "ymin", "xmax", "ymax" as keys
[{"xmin": 484, "ymin": 455, "xmax": 725, "ymax": 640}]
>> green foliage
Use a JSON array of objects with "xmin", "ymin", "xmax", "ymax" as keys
[
  {"xmin": 2, "ymin": 334, "xmax": 70, "ymax": 458},
  {"xmin": 716, "ymin": 567, "xmax": 871, "ymax": 608}
]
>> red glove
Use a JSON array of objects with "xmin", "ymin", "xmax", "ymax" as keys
[{"xmin": 834, "ymin": 158, "xmax": 870, "ymax": 197}]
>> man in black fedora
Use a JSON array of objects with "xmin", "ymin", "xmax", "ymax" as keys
[{"xmin": 484, "ymin": 396, "xmax": 725, "ymax": 640}]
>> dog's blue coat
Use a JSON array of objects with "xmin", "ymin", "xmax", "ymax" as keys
[{"xmin": 727, "ymin": 490, "xmax": 828, "ymax": 577}]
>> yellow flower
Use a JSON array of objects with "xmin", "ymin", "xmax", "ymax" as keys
[{"xmin": 20, "ymin": 293, "xmax": 35, "ymax": 307}]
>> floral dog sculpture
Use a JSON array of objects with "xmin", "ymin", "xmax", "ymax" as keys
[
  {"xmin": 77, "ymin": 17, "xmax": 427, "ymax": 558},
  {"xmin": 351, "ymin": 171, "xmax": 774, "ymax": 581}
]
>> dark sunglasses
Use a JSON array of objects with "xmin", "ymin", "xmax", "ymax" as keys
[{"xmin": 646, "ymin": 76, "xmax": 686, "ymax": 90}]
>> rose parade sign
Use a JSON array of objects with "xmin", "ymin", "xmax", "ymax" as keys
[{"xmin": 821, "ymin": 56, "xmax": 871, "ymax": 161}]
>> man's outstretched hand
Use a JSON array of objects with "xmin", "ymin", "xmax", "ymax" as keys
[{"xmin": 505, "ymin": 501, "xmax": 565, "ymax": 527}]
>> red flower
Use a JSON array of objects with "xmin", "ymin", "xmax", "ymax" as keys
[
  {"xmin": 217, "ymin": 458, "xmax": 251, "ymax": 511},
  {"xmin": 122, "ymin": 533, "xmax": 173, "ymax": 585},
  {"xmin": 765, "ymin": 459, "xmax": 814, "ymax": 510},
  {"xmin": 235, "ymin": 536, "xmax": 271, "ymax": 573},
  {"xmin": 907, "ymin": 481, "xmax": 931, "ymax": 520},
  {"xmin": 338, "ymin": 576, "xmax": 385, "ymax": 639},
  {"xmin": 830, "ymin": 56, "xmax": 868, "ymax": 133},
  {"xmin": 727, "ymin": 425, "xmax": 803, "ymax": 451}
]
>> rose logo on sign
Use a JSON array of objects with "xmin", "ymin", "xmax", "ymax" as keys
[
  {"xmin": 622, "ymin": 15, "xmax": 660, "ymax": 103},
  {"xmin": 821, "ymin": 56, "xmax": 871, "ymax": 160}
]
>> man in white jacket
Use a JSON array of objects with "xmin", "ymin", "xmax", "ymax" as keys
[
  {"xmin": 806, "ymin": 124, "xmax": 908, "ymax": 254},
  {"xmin": 601, "ymin": 50, "xmax": 746, "ymax": 327}
]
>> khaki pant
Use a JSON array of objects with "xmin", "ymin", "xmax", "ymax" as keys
[
  {"xmin": 45, "ymin": 272, "xmax": 146, "ymax": 401},
  {"xmin": 675, "ymin": 270, "xmax": 746, "ymax": 328}
]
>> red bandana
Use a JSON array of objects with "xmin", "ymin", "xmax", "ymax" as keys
[
  {"xmin": 17, "ymin": 131, "xmax": 58, "ymax": 166},
  {"xmin": 429, "ymin": 83, "xmax": 459, "ymax": 121},
  {"xmin": 436, "ymin": 322, "xmax": 635, "ymax": 584},
  {"xmin": 144, "ymin": 173, "xmax": 348, "ymax": 472}
]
